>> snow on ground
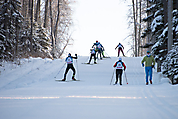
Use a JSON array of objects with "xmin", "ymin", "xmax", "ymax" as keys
[{"xmin": 0, "ymin": 56, "xmax": 178, "ymax": 119}]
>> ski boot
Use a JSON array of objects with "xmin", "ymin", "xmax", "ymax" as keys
[
  {"xmin": 62, "ymin": 78, "xmax": 66, "ymax": 81},
  {"xmin": 72, "ymin": 76, "xmax": 76, "ymax": 81},
  {"xmin": 150, "ymin": 80, "xmax": 152, "ymax": 84}
]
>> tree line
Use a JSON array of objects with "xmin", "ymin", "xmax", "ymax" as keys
[
  {"xmin": 128, "ymin": 0, "xmax": 178, "ymax": 84},
  {"xmin": 0, "ymin": 0, "xmax": 74, "ymax": 62}
]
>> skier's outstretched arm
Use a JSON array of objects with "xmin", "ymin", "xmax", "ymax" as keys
[
  {"xmin": 115, "ymin": 45, "xmax": 118, "ymax": 50},
  {"xmin": 71, "ymin": 54, "xmax": 78, "ymax": 59}
]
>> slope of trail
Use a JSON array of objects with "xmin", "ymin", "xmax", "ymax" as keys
[{"xmin": 0, "ymin": 56, "xmax": 178, "ymax": 119}]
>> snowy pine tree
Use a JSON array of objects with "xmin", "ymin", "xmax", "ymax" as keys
[
  {"xmin": 32, "ymin": 22, "xmax": 52, "ymax": 59},
  {"xmin": 142, "ymin": 0, "xmax": 178, "ymax": 84},
  {"xmin": 0, "ymin": 0, "xmax": 23, "ymax": 61},
  {"xmin": 162, "ymin": 45, "xmax": 178, "ymax": 84}
]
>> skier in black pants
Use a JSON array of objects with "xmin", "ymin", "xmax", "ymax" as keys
[
  {"xmin": 113, "ymin": 57, "xmax": 126, "ymax": 85},
  {"xmin": 62, "ymin": 53, "xmax": 77, "ymax": 81},
  {"xmin": 87, "ymin": 48, "xmax": 97, "ymax": 64},
  {"xmin": 92, "ymin": 40, "xmax": 104, "ymax": 60}
]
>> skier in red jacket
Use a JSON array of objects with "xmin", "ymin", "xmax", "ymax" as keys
[
  {"xmin": 115, "ymin": 43, "xmax": 125, "ymax": 57},
  {"xmin": 113, "ymin": 57, "xmax": 126, "ymax": 85}
]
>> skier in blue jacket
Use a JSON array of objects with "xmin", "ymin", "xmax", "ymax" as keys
[
  {"xmin": 62, "ymin": 53, "xmax": 77, "ymax": 81},
  {"xmin": 92, "ymin": 40, "xmax": 104, "ymax": 59}
]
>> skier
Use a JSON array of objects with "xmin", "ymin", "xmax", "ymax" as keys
[
  {"xmin": 62, "ymin": 53, "xmax": 77, "ymax": 81},
  {"xmin": 141, "ymin": 51, "xmax": 155, "ymax": 85},
  {"xmin": 113, "ymin": 57, "xmax": 126, "ymax": 85},
  {"xmin": 92, "ymin": 40, "xmax": 104, "ymax": 59},
  {"xmin": 115, "ymin": 43, "xmax": 125, "ymax": 57},
  {"xmin": 87, "ymin": 48, "xmax": 97, "ymax": 64}
]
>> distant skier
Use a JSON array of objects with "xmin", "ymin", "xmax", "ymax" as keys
[
  {"xmin": 141, "ymin": 51, "xmax": 155, "ymax": 85},
  {"xmin": 87, "ymin": 48, "xmax": 97, "ymax": 64},
  {"xmin": 62, "ymin": 53, "xmax": 77, "ymax": 81},
  {"xmin": 115, "ymin": 43, "xmax": 125, "ymax": 57},
  {"xmin": 92, "ymin": 40, "xmax": 104, "ymax": 59},
  {"xmin": 113, "ymin": 57, "xmax": 126, "ymax": 85}
]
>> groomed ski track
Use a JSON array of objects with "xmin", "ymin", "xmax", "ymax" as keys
[{"xmin": 0, "ymin": 56, "xmax": 178, "ymax": 119}]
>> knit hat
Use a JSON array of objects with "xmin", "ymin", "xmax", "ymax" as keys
[
  {"xmin": 68, "ymin": 53, "xmax": 71, "ymax": 57},
  {"xmin": 147, "ymin": 51, "xmax": 150, "ymax": 53}
]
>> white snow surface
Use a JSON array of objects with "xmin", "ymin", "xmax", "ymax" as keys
[{"xmin": 0, "ymin": 56, "xmax": 178, "ymax": 119}]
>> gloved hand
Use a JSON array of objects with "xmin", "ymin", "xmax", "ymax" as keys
[
  {"xmin": 142, "ymin": 63, "xmax": 144, "ymax": 67},
  {"xmin": 152, "ymin": 65, "xmax": 154, "ymax": 68},
  {"xmin": 75, "ymin": 54, "xmax": 77, "ymax": 57}
]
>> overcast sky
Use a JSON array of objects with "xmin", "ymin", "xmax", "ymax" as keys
[{"xmin": 67, "ymin": 0, "xmax": 131, "ymax": 57}]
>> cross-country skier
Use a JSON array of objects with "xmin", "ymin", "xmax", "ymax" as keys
[
  {"xmin": 115, "ymin": 43, "xmax": 125, "ymax": 57},
  {"xmin": 87, "ymin": 48, "xmax": 97, "ymax": 64},
  {"xmin": 92, "ymin": 40, "xmax": 104, "ymax": 59},
  {"xmin": 141, "ymin": 51, "xmax": 155, "ymax": 85},
  {"xmin": 62, "ymin": 53, "xmax": 77, "ymax": 81},
  {"xmin": 113, "ymin": 57, "xmax": 126, "ymax": 85}
]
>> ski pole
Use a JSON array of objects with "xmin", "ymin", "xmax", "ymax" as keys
[
  {"xmin": 54, "ymin": 62, "xmax": 66, "ymax": 78},
  {"xmin": 124, "ymin": 70, "xmax": 128, "ymax": 84},
  {"xmin": 76, "ymin": 56, "xmax": 80, "ymax": 80},
  {"xmin": 105, "ymin": 51, "xmax": 111, "ymax": 59},
  {"xmin": 110, "ymin": 69, "xmax": 115, "ymax": 85}
]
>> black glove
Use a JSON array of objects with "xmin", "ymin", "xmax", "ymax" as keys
[
  {"xmin": 152, "ymin": 65, "xmax": 154, "ymax": 68},
  {"xmin": 75, "ymin": 54, "xmax": 77, "ymax": 57}
]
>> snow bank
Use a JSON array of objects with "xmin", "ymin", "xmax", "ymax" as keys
[{"xmin": 0, "ymin": 56, "xmax": 178, "ymax": 119}]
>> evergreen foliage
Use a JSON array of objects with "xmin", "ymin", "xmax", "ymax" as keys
[
  {"xmin": 0, "ymin": 0, "xmax": 23, "ymax": 61},
  {"xmin": 162, "ymin": 45, "xmax": 178, "ymax": 84},
  {"xmin": 0, "ymin": 0, "xmax": 73, "ymax": 62},
  {"xmin": 142, "ymin": 0, "xmax": 178, "ymax": 83}
]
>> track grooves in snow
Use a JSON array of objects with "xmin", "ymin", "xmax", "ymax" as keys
[{"xmin": 0, "ymin": 56, "xmax": 178, "ymax": 119}]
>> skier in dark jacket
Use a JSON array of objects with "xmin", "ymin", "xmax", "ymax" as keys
[
  {"xmin": 62, "ymin": 53, "xmax": 77, "ymax": 81},
  {"xmin": 87, "ymin": 48, "xmax": 97, "ymax": 64},
  {"xmin": 115, "ymin": 43, "xmax": 125, "ymax": 57},
  {"xmin": 92, "ymin": 40, "xmax": 104, "ymax": 59},
  {"xmin": 113, "ymin": 57, "xmax": 126, "ymax": 85}
]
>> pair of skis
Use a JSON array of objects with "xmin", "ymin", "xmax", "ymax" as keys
[
  {"xmin": 81, "ymin": 63, "xmax": 98, "ymax": 65},
  {"xmin": 55, "ymin": 79, "xmax": 80, "ymax": 82}
]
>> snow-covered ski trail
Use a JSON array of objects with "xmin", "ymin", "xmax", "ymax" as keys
[{"xmin": 0, "ymin": 56, "xmax": 178, "ymax": 119}]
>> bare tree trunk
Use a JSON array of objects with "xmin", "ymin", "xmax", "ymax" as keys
[
  {"xmin": 138, "ymin": 0, "xmax": 142, "ymax": 56},
  {"xmin": 44, "ymin": 0, "xmax": 49, "ymax": 28},
  {"xmin": 50, "ymin": 0, "xmax": 54, "ymax": 54},
  {"xmin": 35, "ymin": 0, "xmax": 40, "ymax": 22},
  {"xmin": 162, "ymin": 0, "xmax": 168, "ymax": 25},
  {"xmin": 4, "ymin": 0, "xmax": 8, "ymax": 41},
  {"xmin": 28, "ymin": 0, "xmax": 31, "ymax": 18},
  {"xmin": 30, "ymin": 0, "xmax": 33, "ymax": 53},
  {"xmin": 15, "ymin": 17, "xmax": 19, "ymax": 59},
  {"xmin": 132, "ymin": 0, "xmax": 138, "ymax": 57},
  {"xmin": 146, "ymin": 0, "xmax": 151, "ymax": 51},
  {"xmin": 54, "ymin": 0, "xmax": 60, "ymax": 45},
  {"xmin": 168, "ymin": 0, "xmax": 173, "ymax": 51}
]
